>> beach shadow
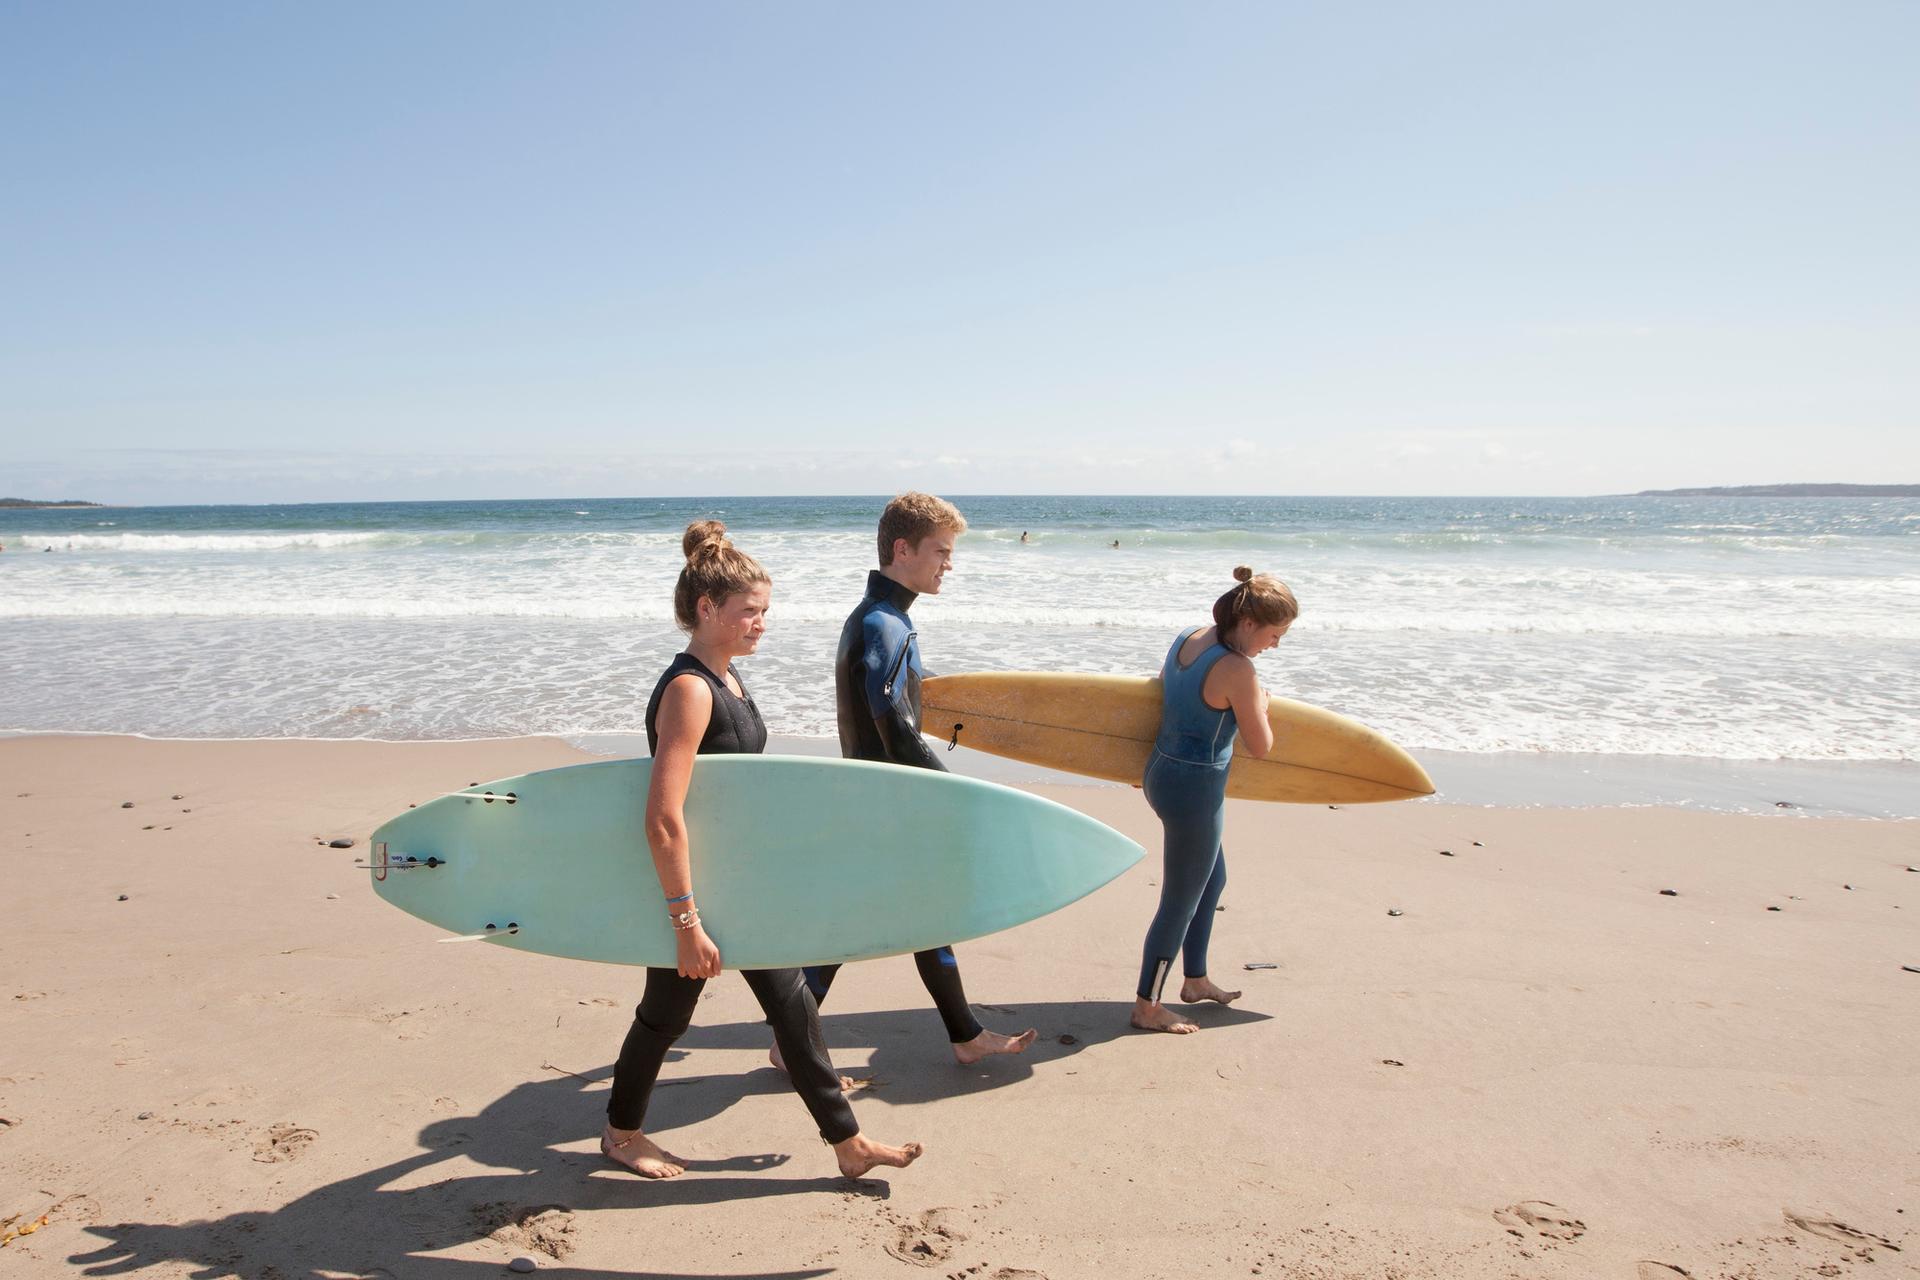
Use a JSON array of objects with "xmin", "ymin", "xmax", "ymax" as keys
[
  {"xmin": 68, "ymin": 998, "xmax": 1269, "ymax": 1276},
  {"xmin": 68, "ymin": 1068, "xmax": 856, "ymax": 1280},
  {"xmin": 676, "ymin": 998, "xmax": 1273, "ymax": 1107}
]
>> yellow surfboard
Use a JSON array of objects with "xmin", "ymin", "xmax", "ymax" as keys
[{"xmin": 921, "ymin": 673, "xmax": 1434, "ymax": 804}]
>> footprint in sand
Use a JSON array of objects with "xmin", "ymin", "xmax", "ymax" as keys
[
  {"xmin": 1637, "ymin": 1263, "xmax": 1692, "ymax": 1278},
  {"xmin": 251, "ymin": 1123, "xmax": 318, "ymax": 1163},
  {"xmin": 883, "ymin": 1207, "xmax": 967, "ymax": 1267},
  {"xmin": 475, "ymin": 1203, "xmax": 577, "ymax": 1261},
  {"xmin": 1493, "ymin": 1201, "xmax": 1587, "ymax": 1242},
  {"xmin": 48, "ymin": 1194, "xmax": 102, "ymax": 1226},
  {"xmin": 1784, "ymin": 1211, "xmax": 1899, "ymax": 1252}
]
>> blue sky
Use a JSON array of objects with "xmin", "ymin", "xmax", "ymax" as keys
[{"xmin": 3, "ymin": 1, "xmax": 1915, "ymax": 502}]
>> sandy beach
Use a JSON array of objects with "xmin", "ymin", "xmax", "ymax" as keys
[{"xmin": 2, "ymin": 733, "xmax": 1914, "ymax": 1279}]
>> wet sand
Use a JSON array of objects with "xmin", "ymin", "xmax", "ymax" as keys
[{"xmin": 1, "ymin": 734, "xmax": 1914, "ymax": 1278}]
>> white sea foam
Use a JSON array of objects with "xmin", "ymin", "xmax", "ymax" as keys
[{"xmin": 5, "ymin": 495, "xmax": 1917, "ymax": 762}]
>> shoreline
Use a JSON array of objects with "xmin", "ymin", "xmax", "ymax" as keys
[
  {"xmin": 10, "ymin": 728, "xmax": 1916, "ymax": 818},
  {"xmin": 1, "ymin": 733, "xmax": 1912, "ymax": 1278}
]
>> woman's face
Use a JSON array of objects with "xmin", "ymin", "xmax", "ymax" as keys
[
  {"xmin": 696, "ymin": 582, "xmax": 771, "ymax": 655},
  {"xmin": 1227, "ymin": 618, "xmax": 1290, "ymax": 656}
]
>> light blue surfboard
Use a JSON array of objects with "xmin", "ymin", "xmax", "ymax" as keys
[{"xmin": 368, "ymin": 755, "xmax": 1142, "ymax": 969}]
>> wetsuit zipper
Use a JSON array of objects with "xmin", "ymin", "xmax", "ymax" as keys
[{"xmin": 881, "ymin": 630, "xmax": 917, "ymax": 699}]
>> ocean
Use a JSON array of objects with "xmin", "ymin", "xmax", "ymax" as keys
[{"xmin": 5, "ymin": 494, "xmax": 1916, "ymax": 813}]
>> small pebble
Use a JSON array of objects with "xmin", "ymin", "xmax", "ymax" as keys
[
  {"xmin": 1381, "ymin": 1059, "xmax": 1404, "ymax": 1067},
  {"xmin": 181, "ymin": 808, "xmax": 191, "ymax": 813},
  {"xmin": 1659, "ymin": 889, "xmax": 1678, "ymax": 897},
  {"xmin": 137, "ymin": 1111, "xmax": 153, "ymax": 1120},
  {"xmin": 1214, "ymin": 904, "xmax": 1226, "ymax": 912},
  {"xmin": 1775, "ymin": 800, "xmax": 1795, "ymax": 808},
  {"xmin": 509, "ymin": 1257, "xmax": 538, "ymax": 1273},
  {"xmin": 1904, "ymin": 965, "xmax": 1920, "ymax": 975},
  {"xmin": 326, "ymin": 893, "xmax": 339, "ymax": 900},
  {"xmin": 1438, "ymin": 849, "xmax": 1454, "ymax": 856},
  {"xmin": 120, "ymin": 801, "xmax": 134, "ymax": 809},
  {"xmin": 1386, "ymin": 908, "xmax": 1403, "ymax": 917},
  {"xmin": 1844, "ymin": 884, "xmax": 1854, "ymax": 891},
  {"xmin": 1767, "ymin": 906, "xmax": 1781, "ymax": 912},
  {"xmin": 142, "ymin": 825, "xmax": 154, "ymax": 831},
  {"xmin": 117, "ymin": 894, "xmax": 129, "ymax": 901},
  {"xmin": 1472, "ymin": 840, "xmax": 1483, "ymax": 847},
  {"xmin": 1057, "ymin": 1034, "xmax": 1079, "ymax": 1046},
  {"xmin": 171, "ymin": 794, "xmax": 183, "ymax": 800},
  {"xmin": 328, "ymin": 838, "xmax": 356, "ymax": 849}
]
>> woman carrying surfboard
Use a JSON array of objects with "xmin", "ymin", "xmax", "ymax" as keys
[
  {"xmin": 1134, "ymin": 567, "xmax": 1298, "ymax": 1035},
  {"xmin": 601, "ymin": 521, "xmax": 923, "ymax": 1179}
]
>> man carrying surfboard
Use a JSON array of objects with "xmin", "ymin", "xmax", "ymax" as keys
[{"xmin": 783, "ymin": 492, "xmax": 1038, "ymax": 1067}]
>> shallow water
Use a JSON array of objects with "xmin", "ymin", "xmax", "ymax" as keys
[{"xmin": 5, "ymin": 495, "xmax": 1916, "ymax": 800}]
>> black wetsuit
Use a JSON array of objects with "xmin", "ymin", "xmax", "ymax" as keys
[
  {"xmin": 606, "ymin": 653, "xmax": 857, "ymax": 1143},
  {"xmin": 803, "ymin": 571, "xmax": 985, "ymax": 1045}
]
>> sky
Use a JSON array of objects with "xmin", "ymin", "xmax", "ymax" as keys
[{"xmin": 2, "ymin": 1, "xmax": 1916, "ymax": 503}]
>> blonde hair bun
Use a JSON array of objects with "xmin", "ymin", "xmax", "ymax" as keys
[
  {"xmin": 682, "ymin": 519, "xmax": 730, "ymax": 561},
  {"xmin": 1232, "ymin": 565, "xmax": 1254, "ymax": 583},
  {"xmin": 671, "ymin": 520, "xmax": 768, "ymax": 631}
]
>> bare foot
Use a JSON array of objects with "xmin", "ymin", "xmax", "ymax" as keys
[
  {"xmin": 769, "ymin": 1040, "xmax": 855, "ymax": 1091},
  {"xmin": 1130, "ymin": 998, "xmax": 1198, "ymax": 1034},
  {"xmin": 600, "ymin": 1125, "xmax": 687, "ymax": 1178},
  {"xmin": 952, "ymin": 1026, "xmax": 1037, "ymax": 1065},
  {"xmin": 1179, "ymin": 976, "xmax": 1242, "ymax": 1005},
  {"xmin": 834, "ymin": 1133, "xmax": 924, "ymax": 1178}
]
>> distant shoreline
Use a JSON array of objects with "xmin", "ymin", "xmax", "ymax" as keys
[
  {"xmin": 0, "ymin": 499, "xmax": 105, "ymax": 509},
  {"xmin": 1627, "ymin": 484, "xmax": 1920, "ymax": 497}
]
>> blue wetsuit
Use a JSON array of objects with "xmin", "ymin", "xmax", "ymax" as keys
[
  {"xmin": 804, "ymin": 570, "xmax": 985, "ymax": 1044},
  {"xmin": 1137, "ymin": 627, "xmax": 1235, "ymax": 1001}
]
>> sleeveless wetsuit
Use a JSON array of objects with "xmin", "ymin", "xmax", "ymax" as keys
[
  {"xmin": 1137, "ymin": 626, "xmax": 1235, "ymax": 1001},
  {"xmin": 606, "ymin": 653, "xmax": 857, "ymax": 1143},
  {"xmin": 804, "ymin": 569, "xmax": 984, "ymax": 1045}
]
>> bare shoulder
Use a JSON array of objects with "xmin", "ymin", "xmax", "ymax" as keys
[
  {"xmin": 1213, "ymin": 650, "xmax": 1256, "ymax": 680},
  {"xmin": 657, "ymin": 671, "xmax": 715, "ymax": 722}
]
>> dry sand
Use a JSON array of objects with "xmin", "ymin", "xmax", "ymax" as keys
[{"xmin": 1, "ymin": 734, "xmax": 1915, "ymax": 1279}]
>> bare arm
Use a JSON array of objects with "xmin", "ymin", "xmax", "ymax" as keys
[
  {"xmin": 643, "ymin": 673, "xmax": 722, "ymax": 978},
  {"xmin": 1212, "ymin": 652, "xmax": 1274, "ymax": 759}
]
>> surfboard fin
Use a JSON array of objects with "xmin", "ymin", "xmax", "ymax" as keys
[
  {"xmin": 364, "ymin": 842, "xmax": 447, "ymax": 881},
  {"xmin": 437, "ymin": 921, "xmax": 521, "ymax": 943},
  {"xmin": 441, "ymin": 790, "xmax": 519, "ymax": 804}
]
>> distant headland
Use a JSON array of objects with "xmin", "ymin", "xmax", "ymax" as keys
[
  {"xmin": 1630, "ymin": 484, "xmax": 1920, "ymax": 498},
  {"xmin": 0, "ymin": 498, "xmax": 104, "ymax": 509}
]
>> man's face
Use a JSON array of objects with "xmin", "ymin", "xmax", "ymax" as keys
[{"xmin": 891, "ymin": 529, "xmax": 957, "ymax": 595}]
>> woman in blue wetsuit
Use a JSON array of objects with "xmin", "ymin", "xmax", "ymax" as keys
[
  {"xmin": 1132, "ymin": 565, "xmax": 1299, "ymax": 1035},
  {"xmin": 600, "ymin": 520, "xmax": 922, "ymax": 1179}
]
